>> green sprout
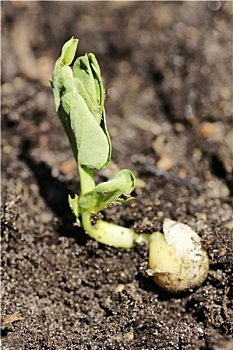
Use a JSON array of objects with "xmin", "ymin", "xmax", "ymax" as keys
[
  {"xmin": 51, "ymin": 38, "xmax": 209, "ymax": 292},
  {"xmin": 52, "ymin": 37, "xmax": 149, "ymax": 248}
]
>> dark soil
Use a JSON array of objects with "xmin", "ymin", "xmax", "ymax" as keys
[{"xmin": 1, "ymin": 1, "xmax": 233, "ymax": 349}]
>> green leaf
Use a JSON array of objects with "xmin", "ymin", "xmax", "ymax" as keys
[
  {"xmin": 52, "ymin": 37, "xmax": 111, "ymax": 171},
  {"xmin": 79, "ymin": 169, "xmax": 135, "ymax": 213},
  {"xmin": 62, "ymin": 37, "xmax": 79, "ymax": 65},
  {"xmin": 52, "ymin": 65, "xmax": 73, "ymax": 113},
  {"xmin": 73, "ymin": 53, "xmax": 104, "ymax": 124},
  {"xmin": 55, "ymin": 37, "xmax": 78, "ymax": 68},
  {"xmin": 52, "ymin": 37, "xmax": 78, "ymax": 111},
  {"xmin": 61, "ymin": 91, "xmax": 110, "ymax": 169}
]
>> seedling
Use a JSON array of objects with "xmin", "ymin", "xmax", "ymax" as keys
[{"xmin": 51, "ymin": 38, "xmax": 209, "ymax": 292}]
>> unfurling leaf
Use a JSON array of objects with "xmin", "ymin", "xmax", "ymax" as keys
[
  {"xmin": 79, "ymin": 169, "xmax": 135, "ymax": 213},
  {"xmin": 52, "ymin": 38, "xmax": 111, "ymax": 170}
]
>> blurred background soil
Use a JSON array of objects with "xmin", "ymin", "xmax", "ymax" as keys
[{"xmin": 1, "ymin": 1, "xmax": 233, "ymax": 349}]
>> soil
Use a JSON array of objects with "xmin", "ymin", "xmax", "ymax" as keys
[{"xmin": 1, "ymin": 1, "xmax": 233, "ymax": 349}]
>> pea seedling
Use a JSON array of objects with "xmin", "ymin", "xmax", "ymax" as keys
[{"xmin": 51, "ymin": 38, "xmax": 209, "ymax": 293}]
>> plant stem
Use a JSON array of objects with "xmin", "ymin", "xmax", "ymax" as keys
[
  {"xmin": 81, "ymin": 209, "xmax": 150, "ymax": 249},
  {"xmin": 78, "ymin": 164, "xmax": 95, "ymax": 195},
  {"xmin": 77, "ymin": 164, "xmax": 150, "ymax": 249}
]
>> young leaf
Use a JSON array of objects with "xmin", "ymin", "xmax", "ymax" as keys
[
  {"xmin": 79, "ymin": 169, "xmax": 135, "ymax": 213},
  {"xmin": 61, "ymin": 38, "xmax": 79, "ymax": 66},
  {"xmin": 52, "ymin": 37, "xmax": 78, "ymax": 111},
  {"xmin": 61, "ymin": 91, "xmax": 110, "ymax": 169},
  {"xmin": 52, "ymin": 37, "xmax": 111, "ymax": 171},
  {"xmin": 73, "ymin": 53, "xmax": 104, "ymax": 124}
]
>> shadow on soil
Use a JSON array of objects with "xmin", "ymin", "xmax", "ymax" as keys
[{"xmin": 19, "ymin": 138, "xmax": 88, "ymax": 245}]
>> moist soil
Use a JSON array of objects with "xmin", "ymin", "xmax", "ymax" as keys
[{"xmin": 1, "ymin": 1, "xmax": 233, "ymax": 349}]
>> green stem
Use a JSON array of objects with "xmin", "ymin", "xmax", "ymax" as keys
[
  {"xmin": 78, "ymin": 164, "xmax": 95, "ymax": 195},
  {"xmin": 82, "ymin": 210, "xmax": 150, "ymax": 249},
  {"xmin": 77, "ymin": 164, "xmax": 150, "ymax": 248}
]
